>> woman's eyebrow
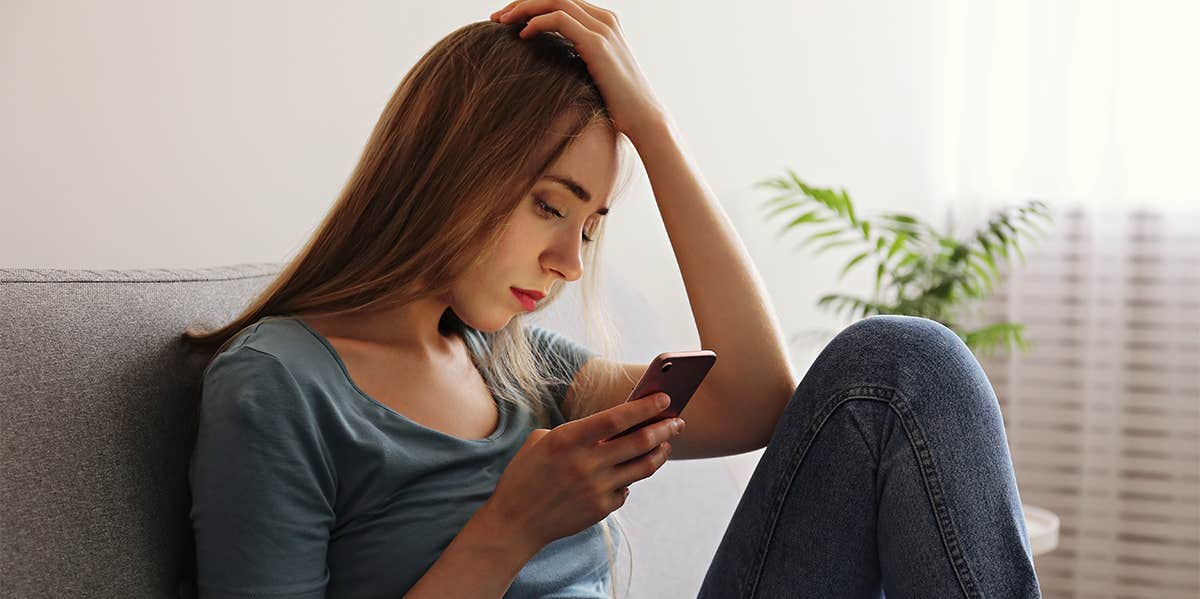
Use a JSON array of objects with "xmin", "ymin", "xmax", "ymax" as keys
[{"xmin": 540, "ymin": 173, "xmax": 610, "ymax": 215}]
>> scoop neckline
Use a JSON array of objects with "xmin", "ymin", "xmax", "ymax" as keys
[{"xmin": 280, "ymin": 312, "xmax": 509, "ymax": 444}]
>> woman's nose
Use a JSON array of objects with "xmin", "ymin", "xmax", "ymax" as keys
[{"xmin": 545, "ymin": 239, "xmax": 584, "ymax": 282}]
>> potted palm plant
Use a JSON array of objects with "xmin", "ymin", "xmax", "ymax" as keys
[{"xmin": 756, "ymin": 169, "xmax": 1055, "ymax": 356}]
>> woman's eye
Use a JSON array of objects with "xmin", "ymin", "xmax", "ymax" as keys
[
  {"xmin": 536, "ymin": 197, "xmax": 596, "ymax": 243},
  {"xmin": 534, "ymin": 197, "xmax": 563, "ymax": 218}
]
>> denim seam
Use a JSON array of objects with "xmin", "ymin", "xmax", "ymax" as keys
[{"xmin": 741, "ymin": 383, "xmax": 982, "ymax": 599}]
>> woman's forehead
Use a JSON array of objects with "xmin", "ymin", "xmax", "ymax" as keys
[{"xmin": 542, "ymin": 126, "xmax": 619, "ymax": 204}]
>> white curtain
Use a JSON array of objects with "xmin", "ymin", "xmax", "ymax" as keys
[
  {"xmin": 933, "ymin": 2, "xmax": 1200, "ymax": 598},
  {"xmin": 935, "ymin": 0, "xmax": 1199, "ymax": 225}
]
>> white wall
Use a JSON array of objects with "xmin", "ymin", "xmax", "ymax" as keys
[{"xmin": 1, "ymin": 0, "xmax": 954, "ymax": 375}]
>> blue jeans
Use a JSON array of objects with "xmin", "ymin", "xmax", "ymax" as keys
[{"xmin": 696, "ymin": 315, "xmax": 1041, "ymax": 598}]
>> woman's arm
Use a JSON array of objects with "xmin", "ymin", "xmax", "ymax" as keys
[
  {"xmin": 493, "ymin": 3, "xmax": 797, "ymax": 447},
  {"xmin": 627, "ymin": 115, "xmax": 799, "ymax": 450},
  {"xmin": 404, "ymin": 501, "xmax": 543, "ymax": 599}
]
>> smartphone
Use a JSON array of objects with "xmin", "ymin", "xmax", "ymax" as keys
[{"xmin": 609, "ymin": 349, "xmax": 717, "ymax": 440}]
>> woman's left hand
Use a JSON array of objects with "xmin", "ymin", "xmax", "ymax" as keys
[{"xmin": 490, "ymin": 0, "xmax": 668, "ymax": 143}]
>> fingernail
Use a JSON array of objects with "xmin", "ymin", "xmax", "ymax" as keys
[
  {"xmin": 676, "ymin": 419, "xmax": 686, "ymax": 433},
  {"xmin": 656, "ymin": 394, "xmax": 669, "ymax": 409}
]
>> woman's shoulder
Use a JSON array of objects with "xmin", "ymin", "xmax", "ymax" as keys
[
  {"xmin": 200, "ymin": 316, "xmax": 344, "ymax": 423},
  {"xmin": 205, "ymin": 314, "xmax": 330, "ymax": 383},
  {"xmin": 196, "ymin": 321, "xmax": 338, "ymax": 459}
]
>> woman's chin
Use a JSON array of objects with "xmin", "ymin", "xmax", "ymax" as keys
[{"xmin": 464, "ymin": 312, "xmax": 516, "ymax": 334}]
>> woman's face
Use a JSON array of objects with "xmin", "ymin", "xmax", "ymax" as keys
[{"xmin": 452, "ymin": 124, "xmax": 619, "ymax": 332}]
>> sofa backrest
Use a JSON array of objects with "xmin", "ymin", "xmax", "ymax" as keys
[{"xmin": 0, "ymin": 264, "xmax": 293, "ymax": 597}]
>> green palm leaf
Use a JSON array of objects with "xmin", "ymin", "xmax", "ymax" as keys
[
  {"xmin": 756, "ymin": 172, "xmax": 1054, "ymax": 356},
  {"xmin": 839, "ymin": 251, "xmax": 871, "ymax": 280}
]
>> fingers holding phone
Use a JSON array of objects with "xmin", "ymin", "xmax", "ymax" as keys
[
  {"xmin": 578, "ymin": 392, "xmax": 683, "ymax": 492},
  {"xmin": 482, "ymin": 392, "xmax": 681, "ymax": 550},
  {"xmin": 591, "ymin": 349, "xmax": 714, "ymax": 483},
  {"xmin": 595, "ymin": 394, "xmax": 684, "ymax": 485},
  {"xmin": 480, "ymin": 350, "xmax": 714, "ymax": 551},
  {"xmin": 574, "ymin": 391, "xmax": 681, "ymax": 456}
]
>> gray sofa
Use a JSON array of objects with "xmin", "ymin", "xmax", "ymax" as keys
[{"xmin": 0, "ymin": 263, "xmax": 752, "ymax": 598}]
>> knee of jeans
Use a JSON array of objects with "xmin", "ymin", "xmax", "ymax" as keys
[
  {"xmin": 842, "ymin": 315, "xmax": 998, "ymax": 413},
  {"xmin": 819, "ymin": 315, "xmax": 981, "ymax": 394},
  {"xmin": 836, "ymin": 314, "xmax": 967, "ymax": 360}
]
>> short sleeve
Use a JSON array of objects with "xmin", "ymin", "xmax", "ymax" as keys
[
  {"xmin": 524, "ymin": 325, "xmax": 598, "ymax": 413},
  {"xmin": 189, "ymin": 346, "xmax": 337, "ymax": 599}
]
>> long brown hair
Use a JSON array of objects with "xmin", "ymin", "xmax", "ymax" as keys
[{"xmin": 181, "ymin": 20, "xmax": 637, "ymax": 597}]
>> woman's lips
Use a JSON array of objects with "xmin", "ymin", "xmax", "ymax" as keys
[{"xmin": 511, "ymin": 288, "xmax": 538, "ymax": 311}]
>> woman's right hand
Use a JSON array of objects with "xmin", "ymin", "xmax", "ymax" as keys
[{"xmin": 480, "ymin": 392, "xmax": 683, "ymax": 551}]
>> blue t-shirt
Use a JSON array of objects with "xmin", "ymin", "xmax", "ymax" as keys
[{"xmin": 188, "ymin": 314, "xmax": 621, "ymax": 598}]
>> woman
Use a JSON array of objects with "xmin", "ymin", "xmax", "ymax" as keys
[{"xmin": 183, "ymin": 2, "xmax": 1041, "ymax": 597}]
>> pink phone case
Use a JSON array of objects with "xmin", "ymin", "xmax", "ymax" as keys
[{"xmin": 611, "ymin": 349, "xmax": 717, "ymax": 439}]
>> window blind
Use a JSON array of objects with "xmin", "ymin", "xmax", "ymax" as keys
[{"xmin": 972, "ymin": 205, "xmax": 1200, "ymax": 599}]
